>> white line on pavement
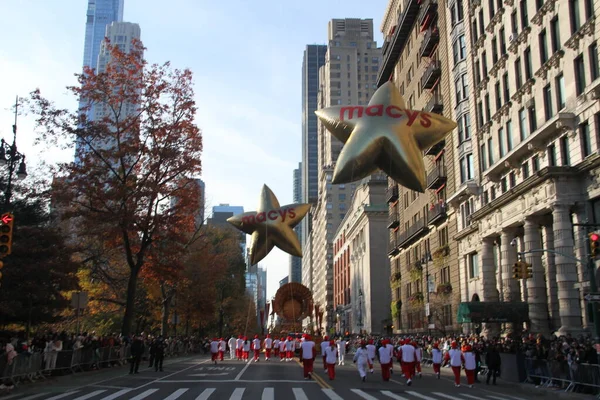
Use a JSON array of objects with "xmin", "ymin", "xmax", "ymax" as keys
[
  {"xmin": 44, "ymin": 392, "xmax": 81, "ymax": 400},
  {"xmin": 262, "ymin": 387, "xmax": 275, "ymax": 400},
  {"xmin": 321, "ymin": 389, "xmax": 344, "ymax": 400},
  {"xmin": 480, "ymin": 391, "xmax": 526, "ymax": 400},
  {"xmin": 459, "ymin": 394, "xmax": 483, "ymax": 400},
  {"xmin": 134, "ymin": 359, "xmax": 211, "ymax": 390},
  {"xmin": 229, "ymin": 388, "xmax": 245, "ymax": 400},
  {"xmin": 432, "ymin": 392, "xmax": 463, "ymax": 400},
  {"xmin": 390, "ymin": 379, "xmax": 405, "ymax": 385},
  {"xmin": 156, "ymin": 379, "xmax": 317, "ymax": 383},
  {"xmin": 292, "ymin": 388, "xmax": 308, "ymax": 400},
  {"xmin": 128, "ymin": 389, "xmax": 159, "ymax": 400},
  {"xmin": 484, "ymin": 395, "xmax": 511, "ymax": 400},
  {"xmin": 72, "ymin": 390, "xmax": 107, "ymax": 400},
  {"xmin": 381, "ymin": 390, "xmax": 410, "ymax": 400},
  {"xmin": 100, "ymin": 389, "xmax": 133, "ymax": 400},
  {"xmin": 234, "ymin": 360, "xmax": 252, "ymax": 380},
  {"xmin": 163, "ymin": 388, "xmax": 188, "ymax": 400},
  {"xmin": 404, "ymin": 391, "xmax": 439, "ymax": 400},
  {"xmin": 195, "ymin": 388, "xmax": 216, "ymax": 400},
  {"xmin": 10, "ymin": 393, "xmax": 48, "ymax": 400},
  {"xmin": 350, "ymin": 389, "xmax": 379, "ymax": 400}
]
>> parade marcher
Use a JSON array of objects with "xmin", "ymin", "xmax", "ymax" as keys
[
  {"xmin": 443, "ymin": 341, "xmax": 464, "ymax": 387},
  {"xmin": 210, "ymin": 338, "xmax": 219, "ymax": 365},
  {"xmin": 273, "ymin": 337, "xmax": 280, "ymax": 359},
  {"xmin": 413, "ymin": 341, "xmax": 422, "ymax": 378},
  {"xmin": 151, "ymin": 337, "xmax": 165, "ymax": 372},
  {"xmin": 285, "ymin": 336, "xmax": 295, "ymax": 361},
  {"xmin": 147, "ymin": 337, "xmax": 155, "ymax": 368},
  {"xmin": 228, "ymin": 336, "xmax": 236, "ymax": 360},
  {"xmin": 463, "ymin": 345, "xmax": 477, "ymax": 388},
  {"xmin": 485, "ymin": 344, "xmax": 501, "ymax": 385},
  {"xmin": 366, "ymin": 339, "xmax": 376, "ymax": 373},
  {"xmin": 384, "ymin": 339, "xmax": 395, "ymax": 375},
  {"xmin": 236, "ymin": 335, "xmax": 244, "ymax": 361},
  {"xmin": 321, "ymin": 336, "xmax": 329, "ymax": 372},
  {"xmin": 336, "ymin": 337, "xmax": 347, "ymax": 366},
  {"xmin": 252, "ymin": 335, "xmax": 261, "ymax": 362},
  {"xmin": 378, "ymin": 339, "xmax": 392, "ymax": 382},
  {"xmin": 431, "ymin": 342, "xmax": 443, "ymax": 379},
  {"xmin": 242, "ymin": 337, "xmax": 251, "ymax": 362},
  {"xmin": 353, "ymin": 340, "xmax": 369, "ymax": 382},
  {"xmin": 324, "ymin": 340, "xmax": 338, "ymax": 381},
  {"xmin": 129, "ymin": 335, "xmax": 145, "ymax": 374},
  {"xmin": 264, "ymin": 334, "xmax": 273, "ymax": 361},
  {"xmin": 279, "ymin": 337, "xmax": 286, "ymax": 361},
  {"xmin": 400, "ymin": 339, "xmax": 416, "ymax": 386},
  {"xmin": 300, "ymin": 334, "xmax": 316, "ymax": 380},
  {"xmin": 218, "ymin": 338, "xmax": 226, "ymax": 361}
]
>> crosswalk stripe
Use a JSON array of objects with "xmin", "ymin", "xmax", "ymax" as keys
[
  {"xmin": 100, "ymin": 389, "xmax": 132, "ymax": 400},
  {"xmin": 322, "ymin": 388, "xmax": 344, "ymax": 400},
  {"xmin": 73, "ymin": 390, "xmax": 106, "ymax": 400},
  {"xmin": 404, "ymin": 391, "xmax": 439, "ymax": 400},
  {"xmin": 292, "ymin": 388, "xmax": 308, "ymax": 400},
  {"xmin": 163, "ymin": 389, "xmax": 188, "ymax": 400},
  {"xmin": 381, "ymin": 390, "xmax": 410, "ymax": 400},
  {"xmin": 485, "ymin": 396, "xmax": 510, "ymax": 400},
  {"xmin": 128, "ymin": 389, "xmax": 158, "ymax": 400},
  {"xmin": 230, "ymin": 388, "xmax": 245, "ymax": 400},
  {"xmin": 431, "ymin": 392, "xmax": 462, "ymax": 400},
  {"xmin": 45, "ymin": 392, "xmax": 81, "ymax": 400},
  {"xmin": 262, "ymin": 388, "xmax": 274, "ymax": 400},
  {"xmin": 350, "ymin": 389, "xmax": 379, "ymax": 400},
  {"xmin": 195, "ymin": 388, "xmax": 216, "ymax": 400},
  {"xmin": 459, "ymin": 394, "xmax": 481, "ymax": 400},
  {"xmin": 11, "ymin": 393, "xmax": 48, "ymax": 400}
]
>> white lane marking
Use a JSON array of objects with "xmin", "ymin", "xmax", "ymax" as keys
[
  {"xmin": 195, "ymin": 388, "xmax": 216, "ymax": 400},
  {"xmin": 432, "ymin": 392, "xmax": 463, "ymax": 400},
  {"xmin": 390, "ymin": 379, "xmax": 405, "ymax": 385},
  {"xmin": 262, "ymin": 387, "xmax": 275, "ymax": 400},
  {"xmin": 163, "ymin": 388, "xmax": 189, "ymax": 400},
  {"xmin": 404, "ymin": 391, "xmax": 439, "ymax": 400},
  {"xmin": 45, "ymin": 392, "xmax": 81, "ymax": 400},
  {"xmin": 381, "ymin": 391, "xmax": 410, "ymax": 400},
  {"xmin": 460, "ymin": 394, "xmax": 482, "ymax": 400},
  {"xmin": 481, "ymin": 392, "xmax": 526, "ymax": 400},
  {"xmin": 11, "ymin": 394, "xmax": 48, "ymax": 400},
  {"xmin": 485, "ymin": 396, "xmax": 511, "ymax": 400},
  {"xmin": 133, "ymin": 359, "xmax": 212, "ymax": 391},
  {"xmin": 128, "ymin": 389, "xmax": 159, "ymax": 400},
  {"xmin": 292, "ymin": 388, "xmax": 308, "ymax": 400},
  {"xmin": 100, "ymin": 389, "xmax": 132, "ymax": 400},
  {"xmin": 229, "ymin": 388, "xmax": 245, "ymax": 400},
  {"xmin": 156, "ymin": 379, "xmax": 315, "ymax": 383},
  {"xmin": 322, "ymin": 388, "xmax": 344, "ymax": 400},
  {"xmin": 350, "ymin": 389, "xmax": 379, "ymax": 400},
  {"xmin": 234, "ymin": 361, "xmax": 251, "ymax": 381},
  {"xmin": 73, "ymin": 391, "xmax": 106, "ymax": 400}
]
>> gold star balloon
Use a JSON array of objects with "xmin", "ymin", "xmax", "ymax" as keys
[
  {"xmin": 315, "ymin": 81, "xmax": 457, "ymax": 192},
  {"xmin": 227, "ymin": 185, "xmax": 310, "ymax": 265}
]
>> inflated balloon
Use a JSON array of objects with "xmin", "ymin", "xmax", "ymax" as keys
[
  {"xmin": 315, "ymin": 81, "xmax": 457, "ymax": 192},
  {"xmin": 227, "ymin": 185, "xmax": 310, "ymax": 265}
]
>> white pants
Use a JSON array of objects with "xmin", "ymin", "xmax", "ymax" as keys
[
  {"xmin": 45, "ymin": 352, "xmax": 58, "ymax": 370},
  {"xmin": 338, "ymin": 351, "xmax": 345, "ymax": 364},
  {"xmin": 357, "ymin": 360, "xmax": 368, "ymax": 378},
  {"xmin": 230, "ymin": 349, "xmax": 235, "ymax": 359}
]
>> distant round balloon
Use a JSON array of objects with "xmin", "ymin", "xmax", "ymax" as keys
[
  {"xmin": 315, "ymin": 81, "xmax": 457, "ymax": 192},
  {"xmin": 273, "ymin": 282, "xmax": 313, "ymax": 322},
  {"xmin": 227, "ymin": 185, "xmax": 310, "ymax": 265}
]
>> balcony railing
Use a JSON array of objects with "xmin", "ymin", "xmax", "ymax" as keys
[
  {"xmin": 377, "ymin": 0, "xmax": 421, "ymax": 86},
  {"xmin": 426, "ymin": 166, "xmax": 447, "ymax": 189},
  {"xmin": 424, "ymin": 139, "xmax": 445, "ymax": 156},
  {"xmin": 427, "ymin": 202, "xmax": 447, "ymax": 225},
  {"xmin": 397, "ymin": 218, "xmax": 429, "ymax": 248},
  {"xmin": 386, "ymin": 185, "xmax": 399, "ymax": 203},
  {"xmin": 388, "ymin": 210, "xmax": 400, "ymax": 229},
  {"xmin": 388, "ymin": 239, "xmax": 400, "ymax": 256},
  {"xmin": 419, "ymin": 26, "xmax": 440, "ymax": 58},
  {"xmin": 418, "ymin": 0, "xmax": 438, "ymax": 30},
  {"xmin": 421, "ymin": 60, "xmax": 441, "ymax": 90}
]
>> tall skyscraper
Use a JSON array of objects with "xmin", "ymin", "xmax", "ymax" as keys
[
  {"xmin": 304, "ymin": 19, "xmax": 381, "ymax": 332},
  {"xmin": 208, "ymin": 204, "xmax": 246, "ymax": 256},
  {"xmin": 82, "ymin": 0, "xmax": 124, "ymax": 72},
  {"xmin": 289, "ymin": 163, "xmax": 303, "ymax": 282}
]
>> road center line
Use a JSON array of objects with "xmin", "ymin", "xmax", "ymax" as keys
[{"xmin": 234, "ymin": 361, "xmax": 252, "ymax": 380}]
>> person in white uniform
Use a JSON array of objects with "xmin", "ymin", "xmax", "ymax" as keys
[
  {"xmin": 336, "ymin": 338, "xmax": 347, "ymax": 365},
  {"xmin": 353, "ymin": 340, "xmax": 369, "ymax": 382},
  {"xmin": 366, "ymin": 339, "xmax": 376, "ymax": 373},
  {"xmin": 228, "ymin": 336, "xmax": 236, "ymax": 360},
  {"xmin": 321, "ymin": 336, "xmax": 330, "ymax": 372}
]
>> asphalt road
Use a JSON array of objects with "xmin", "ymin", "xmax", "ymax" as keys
[{"xmin": 0, "ymin": 354, "xmax": 569, "ymax": 400}]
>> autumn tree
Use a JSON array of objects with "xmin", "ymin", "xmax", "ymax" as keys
[{"xmin": 29, "ymin": 40, "xmax": 203, "ymax": 335}]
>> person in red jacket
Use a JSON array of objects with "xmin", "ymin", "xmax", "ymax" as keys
[{"xmin": 443, "ymin": 341, "xmax": 465, "ymax": 387}]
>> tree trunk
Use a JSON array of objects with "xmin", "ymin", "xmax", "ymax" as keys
[
  {"xmin": 161, "ymin": 299, "xmax": 171, "ymax": 337},
  {"xmin": 121, "ymin": 268, "xmax": 140, "ymax": 337}
]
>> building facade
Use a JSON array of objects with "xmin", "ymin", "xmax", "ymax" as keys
[
  {"xmin": 306, "ymin": 18, "xmax": 382, "ymax": 333},
  {"xmin": 82, "ymin": 0, "xmax": 124, "ymax": 72},
  {"xmin": 448, "ymin": 0, "xmax": 600, "ymax": 336},
  {"xmin": 333, "ymin": 174, "xmax": 391, "ymax": 335},
  {"xmin": 208, "ymin": 204, "xmax": 246, "ymax": 256},
  {"xmin": 379, "ymin": 0, "xmax": 461, "ymax": 335},
  {"xmin": 289, "ymin": 163, "xmax": 303, "ymax": 283}
]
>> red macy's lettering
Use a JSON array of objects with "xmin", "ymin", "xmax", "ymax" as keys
[
  {"xmin": 339, "ymin": 105, "xmax": 432, "ymax": 128},
  {"xmin": 241, "ymin": 208, "xmax": 297, "ymax": 224}
]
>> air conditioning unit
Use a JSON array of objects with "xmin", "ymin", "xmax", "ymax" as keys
[{"xmin": 509, "ymin": 32, "xmax": 518, "ymax": 42}]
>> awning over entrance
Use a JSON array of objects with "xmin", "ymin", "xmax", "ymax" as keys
[{"xmin": 457, "ymin": 302, "xmax": 529, "ymax": 323}]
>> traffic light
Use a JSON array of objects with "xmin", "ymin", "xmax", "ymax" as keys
[
  {"xmin": 524, "ymin": 262, "xmax": 533, "ymax": 279},
  {"xmin": 0, "ymin": 213, "xmax": 14, "ymax": 256},
  {"xmin": 512, "ymin": 262, "xmax": 522, "ymax": 279},
  {"xmin": 591, "ymin": 232, "xmax": 600, "ymax": 258}
]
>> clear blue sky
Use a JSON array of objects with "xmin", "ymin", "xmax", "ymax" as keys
[{"xmin": 0, "ymin": 0, "xmax": 388, "ymax": 301}]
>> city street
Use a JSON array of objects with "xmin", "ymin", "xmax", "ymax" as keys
[{"xmin": 1, "ymin": 354, "xmax": 559, "ymax": 400}]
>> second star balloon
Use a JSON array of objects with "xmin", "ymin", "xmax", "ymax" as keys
[
  {"xmin": 227, "ymin": 185, "xmax": 310, "ymax": 265},
  {"xmin": 315, "ymin": 81, "xmax": 457, "ymax": 192}
]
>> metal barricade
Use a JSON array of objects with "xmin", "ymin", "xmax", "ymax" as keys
[{"xmin": 523, "ymin": 357, "xmax": 600, "ymax": 394}]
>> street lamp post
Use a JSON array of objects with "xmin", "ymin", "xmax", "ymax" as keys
[
  {"xmin": 421, "ymin": 253, "xmax": 433, "ymax": 336},
  {"xmin": 358, "ymin": 288, "xmax": 363, "ymax": 335},
  {"xmin": 1, "ymin": 96, "xmax": 28, "ymax": 211}
]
